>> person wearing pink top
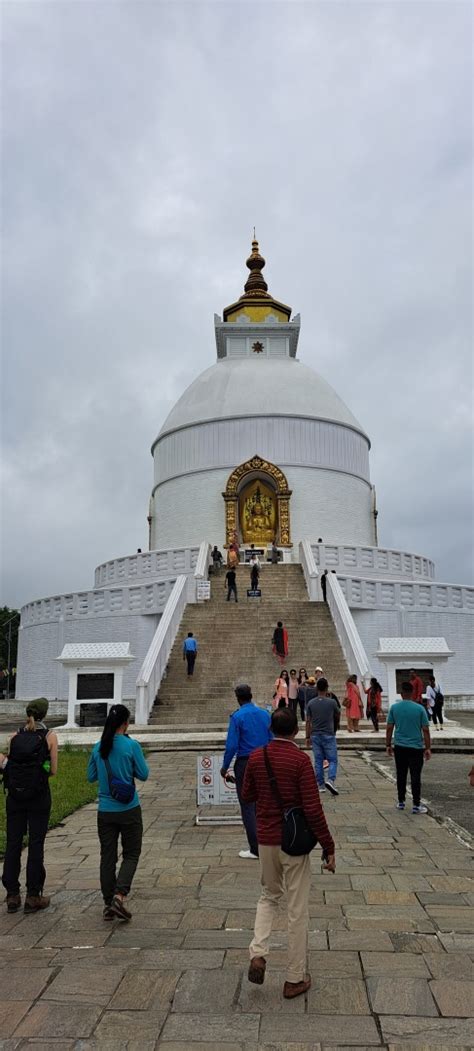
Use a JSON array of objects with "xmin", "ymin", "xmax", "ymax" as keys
[
  {"xmin": 273, "ymin": 670, "xmax": 289, "ymax": 709},
  {"xmin": 343, "ymin": 675, "xmax": 364, "ymax": 732}
]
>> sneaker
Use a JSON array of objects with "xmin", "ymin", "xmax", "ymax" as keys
[
  {"xmin": 103, "ymin": 905, "xmax": 115, "ymax": 921},
  {"xmin": 325, "ymin": 780, "xmax": 339, "ymax": 796},
  {"xmin": 238, "ymin": 849, "xmax": 258, "ymax": 859},
  {"xmin": 24, "ymin": 895, "xmax": 50, "ymax": 914},
  {"xmin": 396, "ymin": 802, "xmax": 405, "ymax": 810},
  {"xmin": 412, "ymin": 805, "xmax": 428, "ymax": 814},
  {"xmin": 318, "ymin": 785, "xmax": 326, "ymax": 793},
  {"xmin": 5, "ymin": 894, "xmax": 21, "ymax": 913}
]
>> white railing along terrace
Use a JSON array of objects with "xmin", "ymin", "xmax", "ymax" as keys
[
  {"xmin": 312, "ymin": 543, "xmax": 435, "ymax": 581},
  {"xmin": 21, "ymin": 578, "xmax": 180, "ymax": 626},
  {"xmin": 94, "ymin": 546, "xmax": 200, "ymax": 589},
  {"xmin": 135, "ymin": 575, "xmax": 188, "ymax": 725},
  {"xmin": 337, "ymin": 576, "xmax": 474, "ymax": 613},
  {"xmin": 326, "ymin": 571, "xmax": 372, "ymax": 684}
]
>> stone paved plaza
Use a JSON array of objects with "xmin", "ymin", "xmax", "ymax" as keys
[{"xmin": 1, "ymin": 752, "xmax": 473, "ymax": 1050}]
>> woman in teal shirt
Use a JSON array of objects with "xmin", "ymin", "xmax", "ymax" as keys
[{"xmin": 87, "ymin": 704, "xmax": 149, "ymax": 921}]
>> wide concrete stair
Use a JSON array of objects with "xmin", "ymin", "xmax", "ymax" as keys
[{"xmin": 150, "ymin": 564, "xmax": 349, "ymax": 727}]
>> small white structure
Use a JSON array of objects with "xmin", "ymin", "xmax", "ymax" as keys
[
  {"xmin": 377, "ymin": 637, "xmax": 453, "ymax": 705},
  {"xmin": 56, "ymin": 643, "xmax": 135, "ymax": 728}
]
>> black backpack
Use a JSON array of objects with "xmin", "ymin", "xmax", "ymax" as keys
[{"xmin": 4, "ymin": 728, "xmax": 50, "ymax": 801}]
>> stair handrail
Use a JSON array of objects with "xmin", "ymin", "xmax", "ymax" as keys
[
  {"xmin": 135, "ymin": 574, "xmax": 188, "ymax": 724},
  {"xmin": 299, "ymin": 539, "xmax": 319, "ymax": 601},
  {"xmin": 326, "ymin": 570, "xmax": 372, "ymax": 684},
  {"xmin": 193, "ymin": 540, "xmax": 211, "ymax": 598}
]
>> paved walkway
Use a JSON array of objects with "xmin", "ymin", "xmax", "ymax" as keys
[{"xmin": 1, "ymin": 752, "xmax": 473, "ymax": 1050}]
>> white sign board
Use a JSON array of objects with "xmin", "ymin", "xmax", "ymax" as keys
[
  {"xmin": 196, "ymin": 581, "xmax": 211, "ymax": 602},
  {"xmin": 197, "ymin": 754, "xmax": 238, "ymax": 805}
]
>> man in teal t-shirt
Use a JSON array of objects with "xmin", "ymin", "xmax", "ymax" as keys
[{"xmin": 386, "ymin": 681, "xmax": 431, "ymax": 814}]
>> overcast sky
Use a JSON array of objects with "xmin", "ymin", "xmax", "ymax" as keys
[{"xmin": 1, "ymin": 0, "xmax": 472, "ymax": 609}]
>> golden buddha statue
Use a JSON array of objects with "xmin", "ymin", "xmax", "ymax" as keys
[{"xmin": 240, "ymin": 482, "xmax": 277, "ymax": 544}]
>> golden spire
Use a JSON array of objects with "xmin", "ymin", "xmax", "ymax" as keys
[{"xmin": 223, "ymin": 236, "xmax": 292, "ymax": 323}]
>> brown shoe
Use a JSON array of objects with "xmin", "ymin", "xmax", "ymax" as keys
[
  {"xmin": 103, "ymin": 905, "xmax": 115, "ymax": 921},
  {"xmin": 6, "ymin": 894, "xmax": 21, "ymax": 913},
  {"xmin": 24, "ymin": 895, "xmax": 50, "ymax": 914},
  {"xmin": 283, "ymin": 976, "xmax": 311, "ymax": 999},
  {"xmin": 248, "ymin": 956, "xmax": 266, "ymax": 985}
]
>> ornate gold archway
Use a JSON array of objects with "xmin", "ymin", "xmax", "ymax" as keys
[{"xmin": 223, "ymin": 455, "xmax": 292, "ymax": 547}]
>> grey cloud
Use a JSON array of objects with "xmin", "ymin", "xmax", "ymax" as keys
[{"xmin": 1, "ymin": 0, "xmax": 472, "ymax": 608}]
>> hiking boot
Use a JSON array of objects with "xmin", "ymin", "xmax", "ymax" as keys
[
  {"xmin": 24, "ymin": 895, "xmax": 50, "ymax": 914},
  {"xmin": 283, "ymin": 976, "xmax": 312, "ymax": 999},
  {"xmin": 103, "ymin": 905, "xmax": 115, "ymax": 921},
  {"xmin": 248, "ymin": 956, "xmax": 266, "ymax": 984},
  {"xmin": 6, "ymin": 894, "xmax": 21, "ymax": 913}
]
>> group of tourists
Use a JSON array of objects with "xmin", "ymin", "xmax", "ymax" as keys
[
  {"xmin": 1, "ymin": 700, "xmax": 149, "ymax": 923},
  {"xmin": 0, "ymin": 669, "xmax": 455, "ymax": 1002}
]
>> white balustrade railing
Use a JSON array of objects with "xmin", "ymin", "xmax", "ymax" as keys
[
  {"xmin": 135, "ymin": 575, "xmax": 188, "ymax": 724},
  {"xmin": 94, "ymin": 546, "xmax": 200, "ymax": 589},
  {"xmin": 299, "ymin": 539, "xmax": 319, "ymax": 601},
  {"xmin": 21, "ymin": 578, "xmax": 180, "ymax": 626},
  {"xmin": 192, "ymin": 541, "xmax": 211, "ymax": 600},
  {"xmin": 311, "ymin": 542, "xmax": 435, "ymax": 581},
  {"xmin": 337, "ymin": 576, "xmax": 474, "ymax": 613},
  {"xmin": 326, "ymin": 571, "xmax": 372, "ymax": 684}
]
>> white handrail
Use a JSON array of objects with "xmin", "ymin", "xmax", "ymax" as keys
[
  {"xmin": 326, "ymin": 571, "xmax": 372, "ymax": 684},
  {"xmin": 191, "ymin": 540, "xmax": 211, "ymax": 600},
  {"xmin": 299, "ymin": 539, "xmax": 319, "ymax": 601},
  {"xmin": 135, "ymin": 575, "xmax": 188, "ymax": 724}
]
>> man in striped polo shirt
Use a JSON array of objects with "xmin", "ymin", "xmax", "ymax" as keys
[{"xmin": 242, "ymin": 707, "xmax": 335, "ymax": 999}]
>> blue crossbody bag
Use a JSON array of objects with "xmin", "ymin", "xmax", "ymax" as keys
[{"xmin": 104, "ymin": 757, "xmax": 135, "ymax": 805}]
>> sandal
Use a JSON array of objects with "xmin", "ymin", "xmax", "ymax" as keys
[{"xmin": 111, "ymin": 895, "xmax": 132, "ymax": 921}]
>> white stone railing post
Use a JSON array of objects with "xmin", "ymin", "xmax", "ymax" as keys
[
  {"xmin": 326, "ymin": 571, "xmax": 372, "ymax": 684},
  {"xmin": 299, "ymin": 539, "xmax": 319, "ymax": 601},
  {"xmin": 135, "ymin": 574, "xmax": 188, "ymax": 725}
]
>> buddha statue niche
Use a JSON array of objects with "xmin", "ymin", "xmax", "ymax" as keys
[{"xmin": 240, "ymin": 482, "xmax": 277, "ymax": 544}]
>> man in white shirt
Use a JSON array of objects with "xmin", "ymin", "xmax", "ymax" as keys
[{"xmin": 425, "ymin": 675, "xmax": 444, "ymax": 730}]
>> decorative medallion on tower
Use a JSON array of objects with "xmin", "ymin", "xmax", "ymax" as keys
[
  {"xmin": 223, "ymin": 455, "xmax": 292, "ymax": 548},
  {"xmin": 223, "ymin": 236, "xmax": 292, "ymax": 324},
  {"xmin": 252, "ymin": 340, "xmax": 264, "ymax": 353}
]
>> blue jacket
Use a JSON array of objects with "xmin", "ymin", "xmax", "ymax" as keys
[
  {"xmin": 87, "ymin": 734, "xmax": 149, "ymax": 812},
  {"xmin": 222, "ymin": 702, "xmax": 272, "ymax": 771}
]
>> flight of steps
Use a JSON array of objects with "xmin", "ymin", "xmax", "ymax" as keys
[{"xmin": 150, "ymin": 564, "xmax": 350, "ymax": 727}]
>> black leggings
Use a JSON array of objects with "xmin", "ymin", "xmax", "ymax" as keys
[
  {"xmin": 394, "ymin": 746, "xmax": 424, "ymax": 807},
  {"xmin": 368, "ymin": 707, "xmax": 379, "ymax": 731},
  {"xmin": 97, "ymin": 806, "xmax": 143, "ymax": 904},
  {"xmin": 431, "ymin": 700, "xmax": 444, "ymax": 726},
  {"xmin": 2, "ymin": 790, "xmax": 51, "ymax": 896}
]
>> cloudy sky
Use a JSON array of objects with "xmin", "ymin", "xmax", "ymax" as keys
[{"xmin": 1, "ymin": 0, "xmax": 472, "ymax": 609}]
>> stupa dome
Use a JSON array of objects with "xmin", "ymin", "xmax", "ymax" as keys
[{"xmin": 157, "ymin": 357, "xmax": 368, "ymax": 442}]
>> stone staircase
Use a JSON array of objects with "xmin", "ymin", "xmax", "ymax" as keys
[{"xmin": 150, "ymin": 564, "xmax": 350, "ymax": 726}]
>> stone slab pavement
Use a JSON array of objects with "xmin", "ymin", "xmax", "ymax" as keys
[{"xmin": 0, "ymin": 752, "xmax": 473, "ymax": 1050}]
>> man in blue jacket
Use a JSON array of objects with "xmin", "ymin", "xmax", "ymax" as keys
[
  {"xmin": 183, "ymin": 632, "xmax": 198, "ymax": 676},
  {"xmin": 221, "ymin": 684, "xmax": 272, "ymax": 859}
]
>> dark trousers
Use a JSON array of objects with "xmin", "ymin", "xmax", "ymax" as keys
[
  {"xmin": 234, "ymin": 756, "xmax": 258, "ymax": 856},
  {"xmin": 321, "ymin": 584, "xmax": 327, "ymax": 604},
  {"xmin": 186, "ymin": 652, "xmax": 197, "ymax": 676},
  {"xmin": 227, "ymin": 584, "xmax": 238, "ymax": 602},
  {"xmin": 368, "ymin": 707, "xmax": 379, "ymax": 732},
  {"xmin": 394, "ymin": 746, "xmax": 424, "ymax": 807},
  {"xmin": 97, "ymin": 806, "xmax": 143, "ymax": 903},
  {"xmin": 431, "ymin": 701, "xmax": 444, "ymax": 726},
  {"xmin": 2, "ymin": 790, "xmax": 51, "ymax": 896}
]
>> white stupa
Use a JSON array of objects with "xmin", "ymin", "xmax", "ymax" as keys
[
  {"xmin": 15, "ymin": 239, "xmax": 473, "ymax": 713},
  {"xmin": 149, "ymin": 238, "xmax": 376, "ymax": 552}
]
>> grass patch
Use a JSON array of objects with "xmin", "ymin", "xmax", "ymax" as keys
[{"xmin": 0, "ymin": 748, "xmax": 97, "ymax": 856}]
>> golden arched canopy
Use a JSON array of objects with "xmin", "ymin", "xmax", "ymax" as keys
[{"xmin": 223, "ymin": 455, "xmax": 292, "ymax": 547}]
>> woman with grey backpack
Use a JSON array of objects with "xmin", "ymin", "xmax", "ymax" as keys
[{"xmin": 87, "ymin": 704, "xmax": 149, "ymax": 921}]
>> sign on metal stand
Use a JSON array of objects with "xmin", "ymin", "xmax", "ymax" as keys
[{"xmin": 196, "ymin": 753, "xmax": 242, "ymax": 826}]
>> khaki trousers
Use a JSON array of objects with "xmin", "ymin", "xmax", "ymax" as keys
[{"xmin": 249, "ymin": 844, "xmax": 310, "ymax": 983}]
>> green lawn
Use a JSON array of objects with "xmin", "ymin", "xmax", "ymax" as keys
[{"xmin": 0, "ymin": 748, "xmax": 97, "ymax": 856}]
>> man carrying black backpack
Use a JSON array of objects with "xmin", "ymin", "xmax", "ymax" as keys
[{"xmin": 1, "ymin": 698, "xmax": 58, "ymax": 914}]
